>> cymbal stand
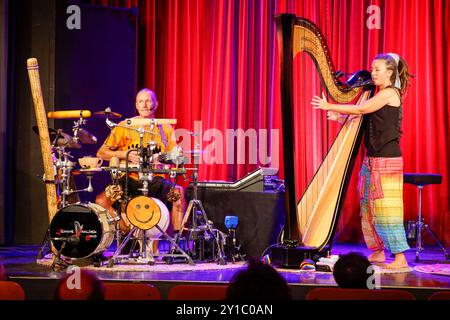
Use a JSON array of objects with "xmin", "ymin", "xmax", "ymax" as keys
[
  {"xmin": 106, "ymin": 163, "xmax": 124, "ymax": 250},
  {"xmin": 55, "ymin": 150, "xmax": 94, "ymax": 208},
  {"xmin": 179, "ymin": 143, "xmax": 226, "ymax": 265},
  {"xmin": 55, "ymin": 117, "xmax": 95, "ymax": 207},
  {"xmin": 71, "ymin": 115, "xmax": 88, "ymax": 144},
  {"xmin": 53, "ymin": 145, "xmax": 74, "ymax": 208}
]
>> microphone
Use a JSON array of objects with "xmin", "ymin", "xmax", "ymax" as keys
[{"xmin": 47, "ymin": 110, "xmax": 92, "ymax": 119}]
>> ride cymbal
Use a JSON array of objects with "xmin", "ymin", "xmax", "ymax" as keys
[{"xmin": 94, "ymin": 108, "xmax": 122, "ymax": 119}]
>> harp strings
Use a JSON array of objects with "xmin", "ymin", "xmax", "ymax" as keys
[{"xmin": 296, "ymin": 21, "xmax": 351, "ymax": 238}]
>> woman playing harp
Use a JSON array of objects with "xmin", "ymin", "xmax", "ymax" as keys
[{"xmin": 312, "ymin": 53, "xmax": 412, "ymax": 269}]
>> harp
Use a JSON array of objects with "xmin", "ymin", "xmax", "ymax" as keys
[{"xmin": 271, "ymin": 14, "xmax": 375, "ymax": 267}]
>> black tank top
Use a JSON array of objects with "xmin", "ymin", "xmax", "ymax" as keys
[{"xmin": 364, "ymin": 88, "xmax": 402, "ymax": 157}]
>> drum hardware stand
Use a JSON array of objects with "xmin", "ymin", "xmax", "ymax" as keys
[
  {"xmin": 162, "ymin": 170, "xmax": 188, "ymax": 264},
  {"xmin": 107, "ymin": 224, "xmax": 194, "ymax": 267},
  {"xmin": 37, "ymin": 227, "xmax": 52, "ymax": 260},
  {"xmin": 71, "ymin": 115, "xmax": 87, "ymax": 144},
  {"xmin": 107, "ymin": 143, "xmax": 194, "ymax": 267},
  {"xmin": 106, "ymin": 124, "xmax": 151, "ymax": 264},
  {"xmin": 188, "ymin": 224, "xmax": 228, "ymax": 263},
  {"xmin": 107, "ymin": 118, "xmax": 159, "ymax": 199},
  {"xmin": 36, "ymin": 118, "xmax": 95, "ymax": 262},
  {"xmin": 177, "ymin": 143, "xmax": 227, "ymax": 265},
  {"xmin": 105, "ymin": 165, "xmax": 125, "ymax": 252},
  {"xmin": 54, "ymin": 118, "xmax": 96, "ymax": 208},
  {"xmin": 50, "ymin": 239, "xmax": 70, "ymax": 271},
  {"xmin": 36, "ymin": 229, "xmax": 73, "ymax": 271},
  {"xmin": 46, "ymin": 234, "xmax": 80, "ymax": 271}
]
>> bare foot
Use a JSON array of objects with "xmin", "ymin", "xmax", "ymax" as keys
[
  {"xmin": 368, "ymin": 250, "xmax": 385, "ymax": 263},
  {"xmin": 386, "ymin": 253, "xmax": 408, "ymax": 269}
]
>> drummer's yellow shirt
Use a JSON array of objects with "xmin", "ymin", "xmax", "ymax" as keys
[
  {"xmin": 104, "ymin": 121, "xmax": 176, "ymax": 153},
  {"xmin": 103, "ymin": 120, "xmax": 177, "ymax": 180}
]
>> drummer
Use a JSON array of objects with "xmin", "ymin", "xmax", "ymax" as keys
[{"xmin": 96, "ymin": 88, "xmax": 184, "ymax": 246}]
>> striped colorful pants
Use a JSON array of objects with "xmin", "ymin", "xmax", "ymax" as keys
[{"xmin": 358, "ymin": 157, "xmax": 410, "ymax": 254}]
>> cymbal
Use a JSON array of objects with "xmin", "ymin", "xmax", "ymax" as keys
[
  {"xmin": 76, "ymin": 128, "xmax": 97, "ymax": 144},
  {"xmin": 56, "ymin": 131, "xmax": 81, "ymax": 149},
  {"xmin": 32, "ymin": 126, "xmax": 81, "ymax": 149},
  {"xmin": 94, "ymin": 108, "xmax": 122, "ymax": 119}
]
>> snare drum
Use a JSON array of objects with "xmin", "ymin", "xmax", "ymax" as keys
[{"xmin": 49, "ymin": 203, "xmax": 116, "ymax": 259}]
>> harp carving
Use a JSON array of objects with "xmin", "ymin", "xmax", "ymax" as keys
[{"xmin": 273, "ymin": 14, "xmax": 374, "ymax": 265}]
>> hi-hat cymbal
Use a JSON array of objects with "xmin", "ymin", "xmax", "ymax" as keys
[
  {"xmin": 77, "ymin": 128, "xmax": 97, "ymax": 144},
  {"xmin": 94, "ymin": 108, "xmax": 122, "ymax": 119}
]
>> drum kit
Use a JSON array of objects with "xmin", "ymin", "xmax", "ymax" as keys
[{"xmin": 37, "ymin": 108, "xmax": 232, "ymax": 270}]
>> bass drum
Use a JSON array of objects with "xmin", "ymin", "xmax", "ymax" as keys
[
  {"xmin": 145, "ymin": 198, "xmax": 170, "ymax": 238},
  {"xmin": 125, "ymin": 196, "xmax": 170, "ymax": 239},
  {"xmin": 49, "ymin": 203, "xmax": 115, "ymax": 259}
]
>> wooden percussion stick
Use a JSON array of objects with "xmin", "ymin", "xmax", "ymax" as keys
[
  {"xmin": 27, "ymin": 58, "xmax": 58, "ymax": 222},
  {"xmin": 123, "ymin": 118, "xmax": 177, "ymax": 127}
]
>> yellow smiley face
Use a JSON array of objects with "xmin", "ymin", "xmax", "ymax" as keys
[{"xmin": 126, "ymin": 196, "xmax": 162, "ymax": 230}]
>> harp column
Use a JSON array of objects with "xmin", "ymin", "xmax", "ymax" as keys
[{"xmin": 275, "ymin": 14, "xmax": 300, "ymax": 243}]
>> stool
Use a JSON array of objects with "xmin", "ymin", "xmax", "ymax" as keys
[{"xmin": 404, "ymin": 173, "xmax": 449, "ymax": 262}]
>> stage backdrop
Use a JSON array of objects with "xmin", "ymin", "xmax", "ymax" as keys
[
  {"xmin": 54, "ymin": 0, "xmax": 138, "ymax": 205},
  {"xmin": 4, "ymin": 0, "xmax": 137, "ymax": 244},
  {"xmin": 88, "ymin": 0, "xmax": 450, "ymax": 246},
  {"xmin": 0, "ymin": 0, "xmax": 8, "ymax": 245}
]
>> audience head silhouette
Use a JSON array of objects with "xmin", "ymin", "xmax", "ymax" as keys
[
  {"xmin": 333, "ymin": 252, "xmax": 373, "ymax": 288},
  {"xmin": 55, "ymin": 269, "xmax": 104, "ymax": 300},
  {"xmin": 226, "ymin": 258, "xmax": 291, "ymax": 300}
]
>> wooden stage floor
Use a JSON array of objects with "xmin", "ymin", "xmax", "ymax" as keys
[{"xmin": 1, "ymin": 243, "xmax": 449, "ymax": 300}]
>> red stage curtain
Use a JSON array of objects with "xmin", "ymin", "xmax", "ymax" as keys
[{"xmin": 89, "ymin": 0, "xmax": 450, "ymax": 246}]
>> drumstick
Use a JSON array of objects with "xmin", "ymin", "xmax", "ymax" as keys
[{"xmin": 27, "ymin": 58, "xmax": 58, "ymax": 222}]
